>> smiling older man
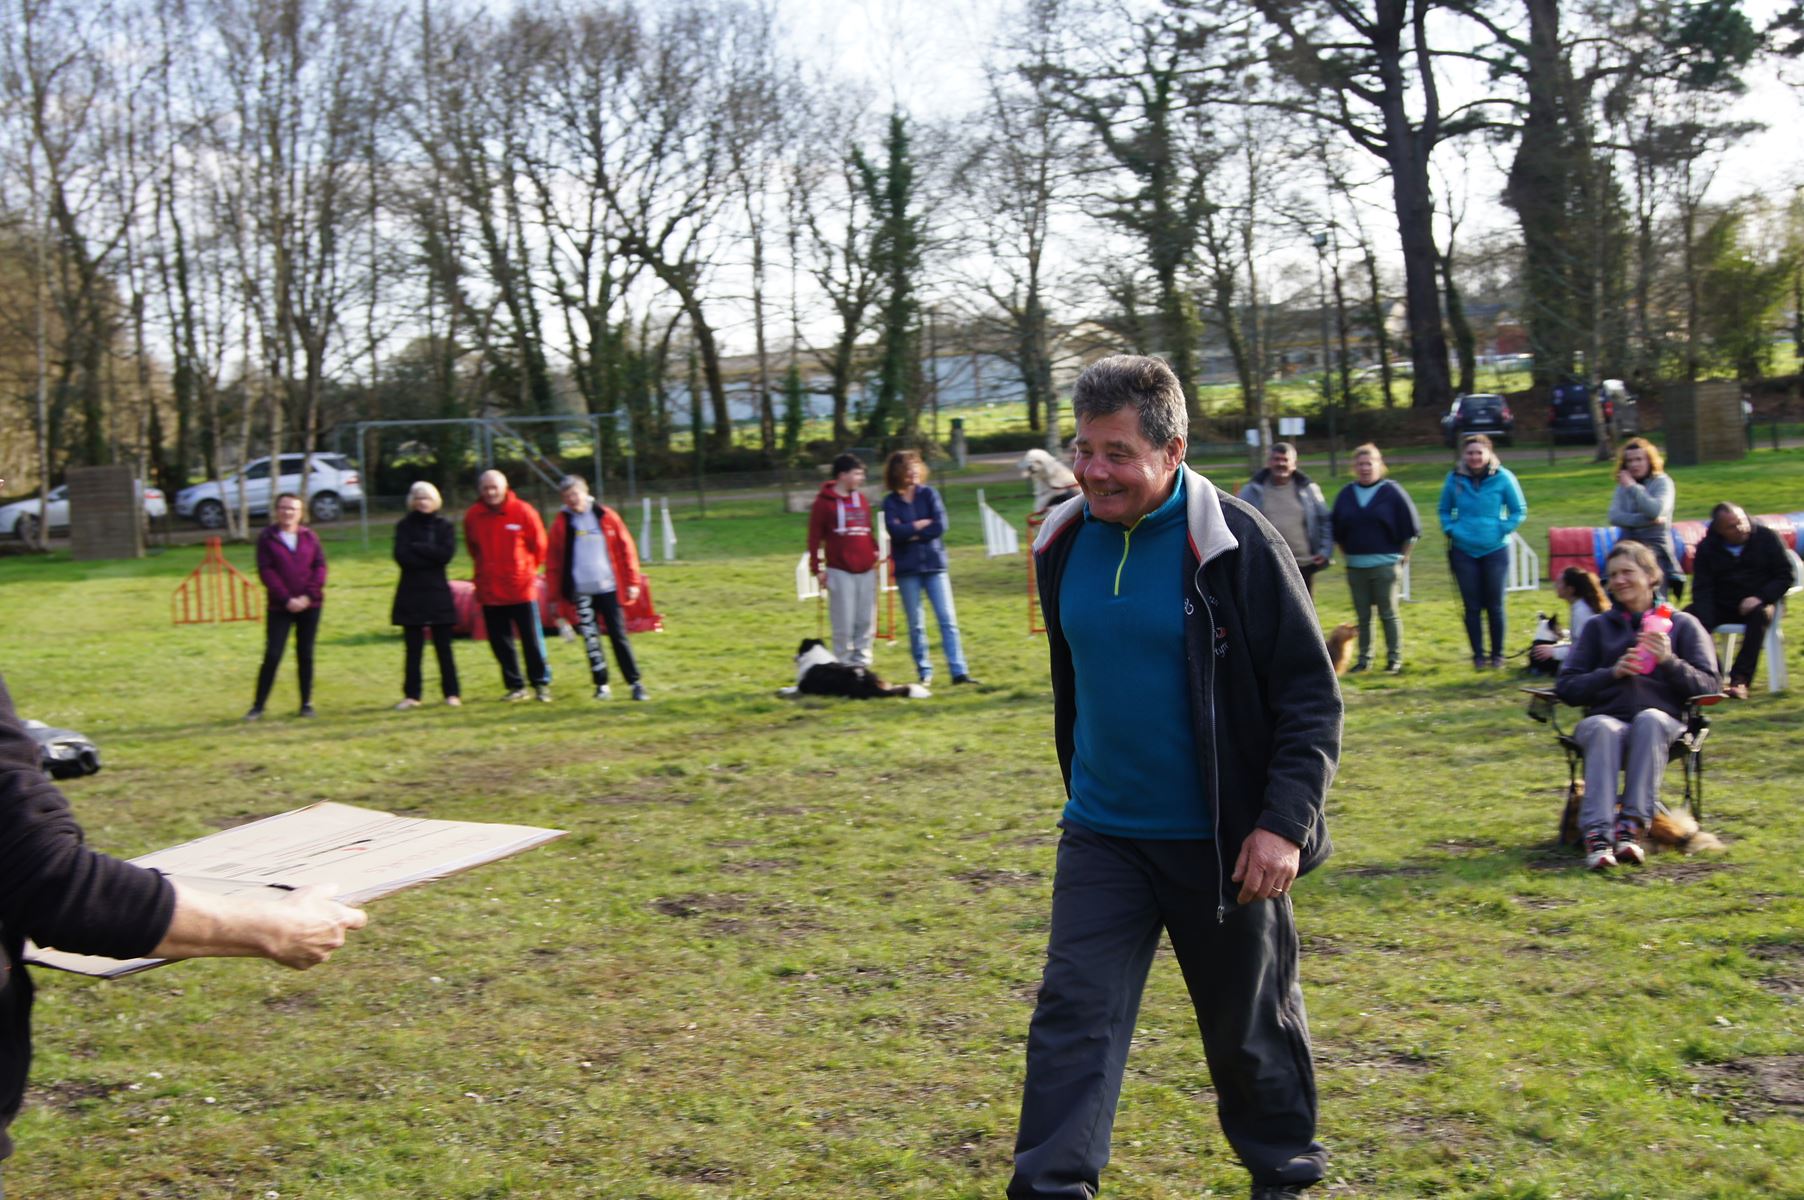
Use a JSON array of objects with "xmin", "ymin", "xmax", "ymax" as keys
[{"xmin": 1014, "ymin": 356, "xmax": 1341, "ymax": 1200}]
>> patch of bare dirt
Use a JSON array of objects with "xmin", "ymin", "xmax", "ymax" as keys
[
  {"xmin": 954, "ymin": 867, "xmax": 1042, "ymax": 891},
  {"xmin": 650, "ymin": 893, "xmax": 750, "ymax": 919},
  {"xmin": 25, "ymin": 1079, "xmax": 130, "ymax": 1110},
  {"xmin": 262, "ymin": 991, "xmax": 321, "ymax": 1014},
  {"xmin": 1692, "ymin": 1055, "xmax": 1804, "ymax": 1118},
  {"xmin": 719, "ymin": 858, "xmax": 796, "ymax": 874},
  {"xmin": 1629, "ymin": 859, "xmax": 1731, "ymax": 885},
  {"xmin": 1748, "ymin": 942, "xmax": 1804, "ymax": 998}
]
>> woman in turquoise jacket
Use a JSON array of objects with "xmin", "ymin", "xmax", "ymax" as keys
[{"xmin": 1438, "ymin": 434, "xmax": 1528, "ymax": 668}]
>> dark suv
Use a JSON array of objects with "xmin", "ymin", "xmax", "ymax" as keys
[
  {"xmin": 1441, "ymin": 393, "xmax": 1515, "ymax": 446},
  {"xmin": 1549, "ymin": 381, "xmax": 1615, "ymax": 444}
]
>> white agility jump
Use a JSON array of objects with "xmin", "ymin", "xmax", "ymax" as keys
[{"xmin": 977, "ymin": 489, "xmax": 1020, "ymax": 557}]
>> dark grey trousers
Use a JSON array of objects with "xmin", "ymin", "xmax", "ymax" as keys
[{"xmin": 1009, "ymin": 823, "xmax": 1326, "ymax": 1197}]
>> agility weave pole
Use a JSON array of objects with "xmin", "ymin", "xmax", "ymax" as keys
[{"xmin": 172, "ymin": 537, "xmax": 262, "ymax": 625}]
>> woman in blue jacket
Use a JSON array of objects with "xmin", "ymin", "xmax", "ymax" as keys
[
  {"xmin": 881, "ymin": 450, "xmax": 977, "ymax": 686},
  {"xmin": 1438, "ymin": 434, "xmax": 1528, "ymax": 669}
]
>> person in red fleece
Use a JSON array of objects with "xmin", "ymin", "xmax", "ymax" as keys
[
  {"xmin": 807, "ymin": 452, "xmax": 881, "ymax": 666},
  {"xmin": 545, "ymin": 474, "xmax": 648, "ymax": 702},
  {"xmin": 464, "ymin": 470, "xmax": 551, "ymax": 701}
]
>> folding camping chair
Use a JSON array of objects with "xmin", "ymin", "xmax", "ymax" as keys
[{"xmin": 1522, "ymin": 687, "xmax": 1723, "ymax": 842}]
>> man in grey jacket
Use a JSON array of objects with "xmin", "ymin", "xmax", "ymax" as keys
[
  {"xmin": 1239, "ymin": 444, "xmax": 1333, "ymax": 597},
  {"xmin": 1011, "ymin": 357, "xmax": 1341, "ymax": 1200}
]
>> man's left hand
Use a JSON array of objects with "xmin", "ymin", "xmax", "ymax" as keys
[
  {"xmin": 1739, "ymin": 595, "xmax": 1762, "ymax": 616},
  {"xmin": 1232, "ymin": 828, "xmax": 1302, "ymax": 903},
  {"xmin": 1310, "ymin": 554, "xmax": 1327, "ymax": 566}
]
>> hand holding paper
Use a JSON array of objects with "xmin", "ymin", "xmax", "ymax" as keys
[{"xmin": 152, "ymin": 880, "xmax": 368, "ymax": 970}]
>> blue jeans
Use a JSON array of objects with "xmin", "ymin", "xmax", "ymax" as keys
[
  {"xmin": 895, "ymin": 571, "xmax": 968, "ymax": 681},
  {"xmin": 1448, "ymin": 547, "xmax": 1509, "ymax": 660}
]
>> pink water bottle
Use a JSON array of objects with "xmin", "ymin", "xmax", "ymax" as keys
[{"xmin": 1635, "ymin": 603, "xmax": 1673, "ymax": 674}]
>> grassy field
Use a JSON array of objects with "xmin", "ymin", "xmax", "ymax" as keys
[{"xmin": 1, "ymin": 449, "xmax": 1802, "ymax": 1199}]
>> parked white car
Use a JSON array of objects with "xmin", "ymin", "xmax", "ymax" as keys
[
  {"xmin": 175, "ymin": 454, "xmax": 364, "ymax": 528},
  {"xmin": 0, "ymin": 481, "xmax": 168, "ymax": 542}
]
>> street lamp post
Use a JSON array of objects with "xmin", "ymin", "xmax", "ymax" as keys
[{"xmin": 1312, "ymin": 231, "xmax": 1338, "ymax": 477}]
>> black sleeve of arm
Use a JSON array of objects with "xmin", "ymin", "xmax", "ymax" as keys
[
  {"xmin": 1242, "ymin": 528, "xmax": 1341, "ymax": 849},
  {"xmin": 0, "ymin": 679, "xmax": 175, "ymax": 959}
]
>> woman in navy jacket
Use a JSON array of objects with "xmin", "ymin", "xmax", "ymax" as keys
[
  {"xmin": 880, "ymin": 451, "xmax": 977, "ymax": 686},
  {"xmin": 1331, "ymin": 443, "xmax": 1420, "ymax": 673}
]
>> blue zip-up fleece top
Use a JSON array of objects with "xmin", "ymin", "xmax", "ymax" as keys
[
  {"xmin": 1437, "ymin": 462, "xmax": 1527, "ymax": 557},
  {"xmin": 1059, "ymin": 472, "xmax": 1209, "ymax": 838},
  {"xmin": 880, "ymin": 485, "xmax": 949, "ymax": 576},
  {"xmin": 1033, "ymin": 465, "xmax": 1341, "ymax": 915}
]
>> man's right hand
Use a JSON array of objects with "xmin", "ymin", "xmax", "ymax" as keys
[
  {"xmin": 262, "ymin": 885, "xmax": 369, "ymax": 969},
  {"xmin": 1739, "ymin": 596, "xmax": 1763, "ymax": 616},
  {"xmin": 153, "ymin": 880, "xmax": 368, "ymax": 970}
]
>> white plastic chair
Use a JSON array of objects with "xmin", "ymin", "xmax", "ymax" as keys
[
  {"xmin": 1506, "ymin": 531, "xmax": 1540, "ymax": 594},
  {"xmin": 1712, "ymin": 548, "xmax": 1802, "ymax": 694}
]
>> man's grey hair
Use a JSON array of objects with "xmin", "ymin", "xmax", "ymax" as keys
[
  {"xmin": 1271, "ymin": 442, "xmax": 1297, "ymax": 458},
  {"xmin": 557, "ymin": 474, "xmax": 588, "ymax": 493},
  {"xmin": 1070, "ymin": 355, "xmax": 1188, "ymax": 449}
]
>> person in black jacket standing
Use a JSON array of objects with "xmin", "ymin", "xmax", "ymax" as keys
[
  {"xmin": 391, "ymin": 481, "xmax": 463, "ymax": 709},
  {"xmin": 0, "ymin": 673, "xmax": 366, "ymax": 1186},
  {"xmin": 1685, "ymin": 502, "xmax": 1796, "ymax": 699},
  {"xmin": 1011, "ymin": 356, "xmax": 1341, "ymax": 1200}
]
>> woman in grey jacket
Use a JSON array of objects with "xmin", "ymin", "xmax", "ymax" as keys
[{"xmin": 1607, "ymin": 437, "xmax": 1680, "ymax": 600}]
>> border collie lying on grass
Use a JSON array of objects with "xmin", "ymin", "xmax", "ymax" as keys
[{"xmin": 778, "ymin": 639, "xmax": 931, "ymax": 700}]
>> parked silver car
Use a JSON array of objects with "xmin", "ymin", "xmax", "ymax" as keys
[
  {"xmin": 175, "ymin": 453, "xmax": 364, "ymax": 528},
  {"xmin": 0, "ymin": 481, "xmax": 168, "ymax": 542}
]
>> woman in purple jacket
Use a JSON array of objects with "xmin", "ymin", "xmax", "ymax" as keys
[{"xmin": 248, "ymin": 493, "xmax": 327, "ymax": 720}]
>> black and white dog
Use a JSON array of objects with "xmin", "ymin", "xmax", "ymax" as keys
[
  {"xmin": 779, "ymin": 638, "xmax": 930, "ymax": 699},
  {"xmin": 1525, "ymin": 611, "xmax": 1566, "ymax": 676}
]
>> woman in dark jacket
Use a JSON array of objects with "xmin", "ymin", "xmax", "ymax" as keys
[
  {"xmin": 1556, "ymin": 539, "xmax": 1719, "ymax": 871},
  {"xmin": 392, "ymin": 481, "xmax": 462, "ymax": 708},
  {"xmin": 1330, "ymin": 443, "xmax": 1420, "ymax": 674},
  {"xmin": 881, "ymin": 450, "xmax": 977, "ymax": 686},
  {"xmin": 248, "ymin": 492, "xmax": 327, "ymax": 720}
]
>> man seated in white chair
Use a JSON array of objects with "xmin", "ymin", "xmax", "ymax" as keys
[{"xmin": 1685, "ymin": 503, "xmax": 1795, "ymax": 700}]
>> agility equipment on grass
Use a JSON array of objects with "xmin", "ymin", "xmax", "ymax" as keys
[
  {"xmin": 171, "ymin": 537, "xmax": 261, "ymax": 625},
  {"xmin": 978, "ymin": 488, "xmax": 1020, "ymax": 557}
]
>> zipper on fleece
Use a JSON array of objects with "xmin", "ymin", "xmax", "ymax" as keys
[
  {"xmin": 1196, "ymin": 565, "xmax": 1227, "ymax": 925},
  {"xmin": 1113, "ymin": 514, "xmax": 1148, "ymax": 596}
]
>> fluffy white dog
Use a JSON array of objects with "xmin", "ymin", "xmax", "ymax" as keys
[{"xmin": 1017, "ymin": 447, "xmax": 1080, "ymax": 513}]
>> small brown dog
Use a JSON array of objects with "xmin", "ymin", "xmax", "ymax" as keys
[
  {"xmin": 1325, "ymin": 622, "xmax": 1358, "ymax": 676},
  {"xmin": 1559, "ymin": 783, "xmax": 1725, "ymax": 853}
]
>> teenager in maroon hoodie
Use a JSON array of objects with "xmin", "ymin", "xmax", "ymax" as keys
[
  {"xmin": 807, "ymin": 453, "xmax": 880, "ymax": 666},
  {"xmin": 248, "ymin": 493, "xmax": 327, "ymax": 720}
]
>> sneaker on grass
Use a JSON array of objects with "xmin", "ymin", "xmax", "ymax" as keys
[
  {"xmin": 533, "ymin": 684, "xmax": 553, "ymax": 703},
  {"xmin": 1585, "ymin": 830, "xmax": 1617, "ymax": 871},
  {"xmin": 631, "ymin": 683, "xmax": 649, "ymax": 702},
  {"xmin": 594, "ymin": 684, "xmax": 611, "ymax": 700},
  {"xmin": 1614, "ymin": 820, "xmax": 1646, "ymax": 866},
  {"xmin": 503, "ymin": 689, "xmax": 529, "ymax": 702}
]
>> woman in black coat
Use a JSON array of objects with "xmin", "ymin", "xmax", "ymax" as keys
[{"xmin": 392, "ymin": 481, "xmax": 462, "ymax": 708}]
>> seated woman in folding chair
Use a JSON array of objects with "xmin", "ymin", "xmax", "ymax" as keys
[{"xmin": 1556, "ymin": 540, "xmax": 1721, "ymax": 871}]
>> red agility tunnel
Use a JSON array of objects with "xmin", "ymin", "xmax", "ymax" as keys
[
  {"xmin": 1547, "ymin": 514, "xmax": 1801, "ymax": 582},
  {"xmin": 450, "ymin": 576, "xmax": 663, "ymax": 639}
]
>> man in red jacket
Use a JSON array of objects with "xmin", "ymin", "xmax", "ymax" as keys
[
  {"xmin": 464, "ymin": 470, "xmax": 551, "ymax": 701},
  {"xmin": 807, "ymin": 453, "xmax": 881, "ymax": 666}
]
